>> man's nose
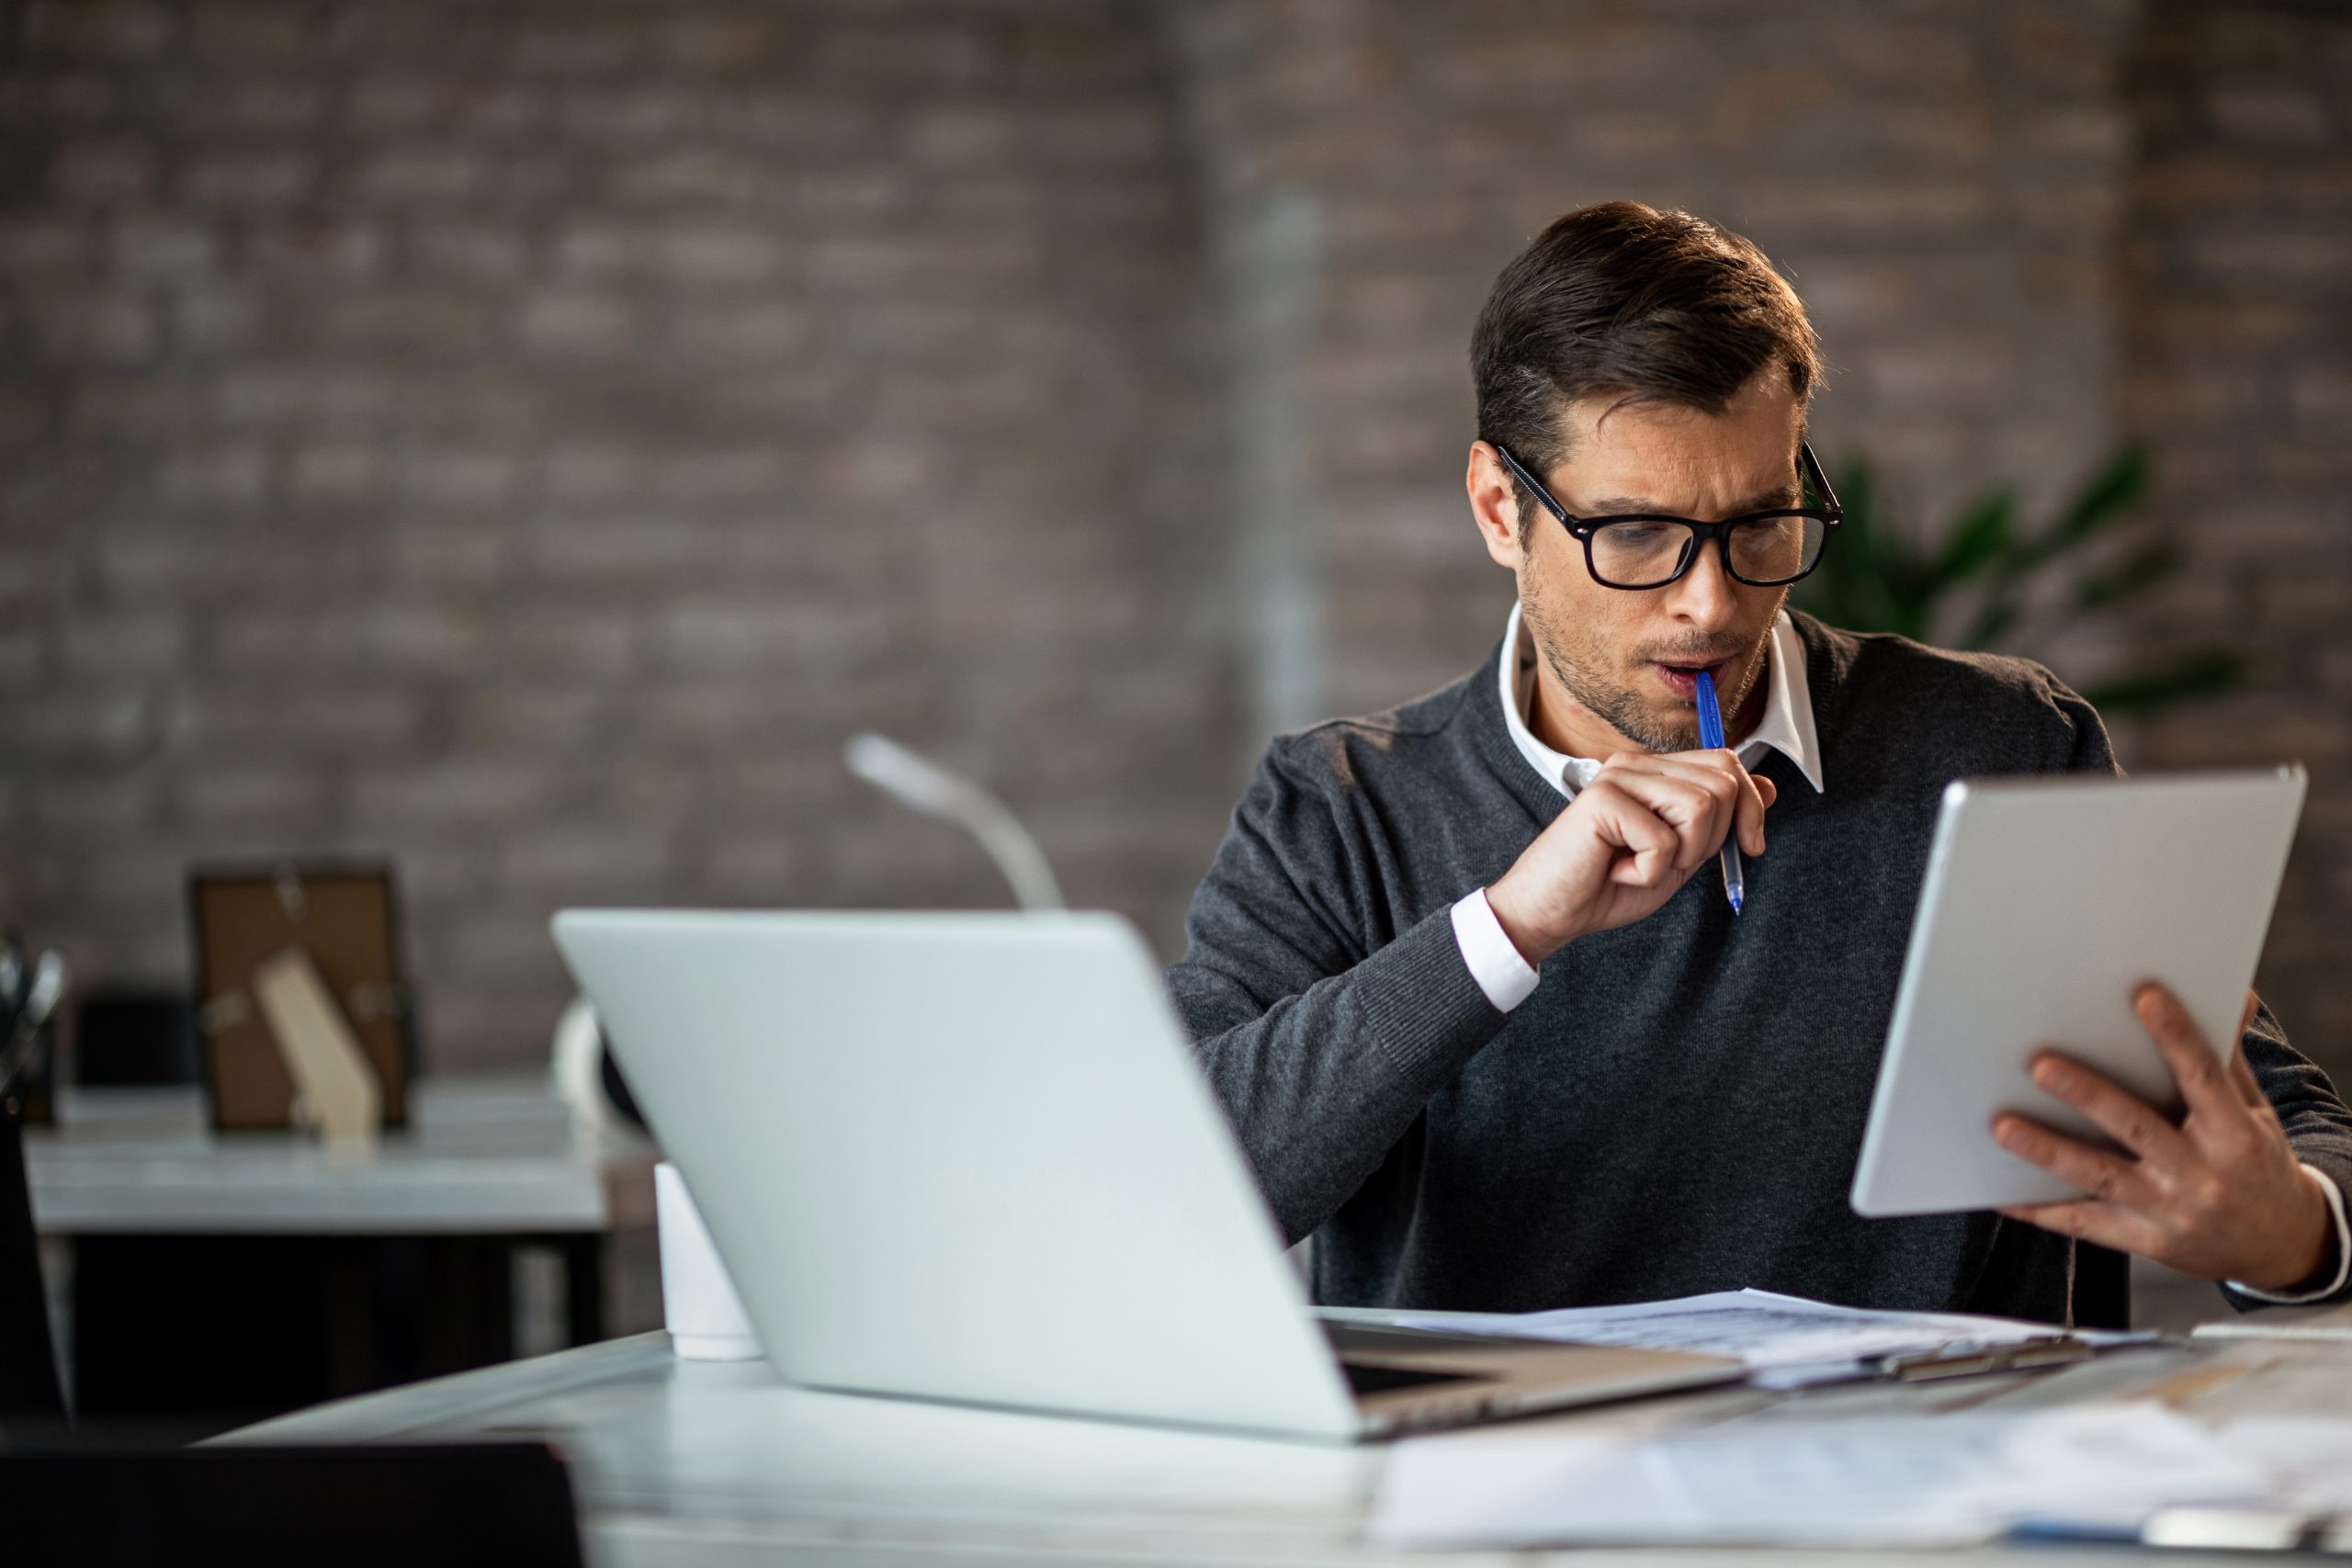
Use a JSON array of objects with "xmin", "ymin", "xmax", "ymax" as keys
[{"xmin": 1664, "ymin": 536, "xmax": 1741, "ymax": 629}]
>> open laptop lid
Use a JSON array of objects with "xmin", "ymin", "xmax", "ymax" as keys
[{"xmin": 553, "ymin": 909, "xmax": 1359, "ymax": 1439}]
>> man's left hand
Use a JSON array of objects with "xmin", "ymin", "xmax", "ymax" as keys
[{"xmin": 1993, "ymin": 983, "xmax": 2335, "ymax": 1293}]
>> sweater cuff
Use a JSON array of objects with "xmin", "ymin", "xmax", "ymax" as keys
[
  {"xmin": 1451, "ymin": 888, "xmax": 1540, "ymax": 1011},
  {"xmin": 1359, "ymin": 904, "xmax": 1510, "ymax": 1089}
]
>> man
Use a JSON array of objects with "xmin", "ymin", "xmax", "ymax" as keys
[{"xmin": 1167, "ymin": 201, "xmax": 2352, "ymax": 1325}]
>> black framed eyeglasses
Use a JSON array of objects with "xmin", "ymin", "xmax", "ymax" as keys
[{"xmin": 1492, "ymin": 440, "xmax": 1843, "ymax": 591}]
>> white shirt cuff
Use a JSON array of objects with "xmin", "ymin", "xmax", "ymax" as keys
[
  {"xmin": 2229, "ymin": 1164, "xmax": 2352, "ymax": 1303},
  {"xmin": 1452, "ymin": 889, "xmax": 1540, "ymax": 1012}
]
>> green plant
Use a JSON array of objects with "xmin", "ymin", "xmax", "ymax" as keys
[{"xmin": 1792, "ymin": 446, "xmax": 2248, "ymax": 716}]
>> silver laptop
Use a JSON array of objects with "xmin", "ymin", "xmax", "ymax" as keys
[{"xmin": 552, "ymin": 909, "xmax": 1738, "ymax": 1440}]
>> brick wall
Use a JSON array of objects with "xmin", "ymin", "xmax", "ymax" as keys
[
  {"xmin": 2120, "ymin": 0, "xmax": 2352, "ymax": 1060},
  {"xmin": 3, "ymin": 0, "xmax": 2346, "ymax": 1077},
  {"xmin": 0, "ymin": 0, "xmax": 1233, "ymax": 1067}
]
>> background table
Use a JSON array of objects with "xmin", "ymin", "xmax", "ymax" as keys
[
  {"xmin": 228, "ymin": 1313, "xmax": 2352, "ymax": 1567},
  {"xmin": 27, "ymin": 1076, "xmax": 655, "ymax": 1236},
  {"xmin": 24, "ymin": 1076, "xmax": 657, "ymax": 1434}
]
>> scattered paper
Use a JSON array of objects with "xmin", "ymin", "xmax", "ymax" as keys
[
  {"xmin": 2213, "ymin": 1417, "xmax": 2352, "ymax": 1513},
  {"xmin": 2194, "ymin": 1300, "xmax": 2352, "ymax": 1343},
  {"xmin": 1372, "ymin": 1404, "xmax": 2273, "ymax": 1550},
  {"xmin": 1392, "ymin": 1287, "xmax": 2145, "ymax": 1389}
]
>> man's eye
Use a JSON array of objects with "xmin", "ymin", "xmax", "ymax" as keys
[{"xmin": 1604, "ymin": 524, "xmax": 1674, "ymax": 547}]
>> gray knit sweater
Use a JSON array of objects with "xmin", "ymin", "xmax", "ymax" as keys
[{"xmin": 1167, "ymin": 612, "xmax": 2352, "ymax": 1323}]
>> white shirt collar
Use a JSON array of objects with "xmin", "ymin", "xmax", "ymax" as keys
[{"xmin": 1497, "ymin": 601, "xmax": 1826, "ymax": 799}]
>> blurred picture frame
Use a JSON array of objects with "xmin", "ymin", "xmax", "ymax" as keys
[{"xmin": 188, "ymin": 863, "xmax": 417, "ymax": 1133}]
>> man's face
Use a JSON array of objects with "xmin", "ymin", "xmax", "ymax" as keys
[{"xmin": 1473, "ymin": 374, "xmax": 1805, "ymax": 755}]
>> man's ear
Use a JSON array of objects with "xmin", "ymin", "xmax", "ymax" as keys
[{"xmin": 1465, "ymin": 441, "xmax": 1523, "ymax": 570}]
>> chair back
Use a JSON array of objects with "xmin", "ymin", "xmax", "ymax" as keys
[
  {"xmin": 0, "ymin": 1103, "xmax": 65, "ymax": 1427},
  {"xmin": 72, "ymin": 989, "xmax": 200, "ymax": 1086}
]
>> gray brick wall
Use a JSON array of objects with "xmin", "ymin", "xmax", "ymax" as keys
[
  {"xmin": 2120, "ymin": 0, "xmax": 2352, "ymax": 1064},
  {"xmin": 0, "ymin": 0, "xmax": 1233, "ymax": 1067},
  {"xmin": 2, "ymin": 0, "xmax": 2346, "ymax": 1078}
]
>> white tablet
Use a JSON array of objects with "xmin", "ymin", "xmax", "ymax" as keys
[{"xmin": 1849, "ymin": 766, "xmax": 2307, "ymax": 1218}]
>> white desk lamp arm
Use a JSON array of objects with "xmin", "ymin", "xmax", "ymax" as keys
[
  {"xmin": 551, "ymin": 737, "xmax": 1064, "ymax": 1113},
  {"xmin": 842, "ymin": 733, "xmax": 1066, "ymax": 912}
]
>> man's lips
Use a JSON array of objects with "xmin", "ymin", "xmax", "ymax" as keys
[{"xmin": 1649, "ymin": 658, "xmax": 1734, "ymax": 699}]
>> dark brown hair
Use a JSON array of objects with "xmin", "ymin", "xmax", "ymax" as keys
[{"xmin": 1472, "ymin": 201, "xmax": 1823, "ymax": 515}]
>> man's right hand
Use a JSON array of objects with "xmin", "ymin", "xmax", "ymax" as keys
[{"xmin": 1484, "ymin": 750, "xmax": 1775, "ymax": 965}]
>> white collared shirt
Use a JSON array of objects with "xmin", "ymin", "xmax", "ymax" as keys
[{"xmin": 1446, "ymin": 600, "xmax": 2350, "ymax": 1304}]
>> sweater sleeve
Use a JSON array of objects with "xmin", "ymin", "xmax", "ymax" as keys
[
  {"xmin": 1164, "ymin": 744, "xmax": 1509, "ymax": 1245},
  {"xmin": 2224, "ymin": 1002, "xmax": 2352, "ymax": 1310}
]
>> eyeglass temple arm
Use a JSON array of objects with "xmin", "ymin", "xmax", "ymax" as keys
[
  {"xmin": 1487, "ymin": 442, "xmax": 1565, "ymax": 516},
  {"xmin": 1800, "ymin": 440, "xmax": 1842, "ymax": 515}
]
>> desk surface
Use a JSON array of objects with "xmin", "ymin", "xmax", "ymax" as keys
[
  {"xmin": 25, "ymin": 1077, "xmax": 656, "ymax": 1235},
  {"xmin": 228, "ymin": 1318, "xmax": 2352, "ymax": 1566}
]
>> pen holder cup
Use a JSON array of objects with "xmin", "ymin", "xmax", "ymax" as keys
[{"xmin": 656, "ymin": 1161, "xmax": 763, "ymax": 1361}]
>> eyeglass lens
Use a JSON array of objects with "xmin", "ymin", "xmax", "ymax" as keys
[{"xmin": 1589, "ymin": 513, "xmax": 1826, "ymax": 588}]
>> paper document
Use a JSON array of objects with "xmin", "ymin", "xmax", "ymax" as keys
[
  {"xmin": 1394, "ymin": 1287, "xmax": 2143, "ymax": 1389},
  {"xmin": 1373, "ymin": 1404, "xmax": 2278, "ymax": 1550},
  {"xmin": 2194, "ymin": 1299, "xmax": 2352, "ymax": 1343},
  {"xmin": 2219, "ymin": 1417, "xmax": 2352, "ymax": 1513}
]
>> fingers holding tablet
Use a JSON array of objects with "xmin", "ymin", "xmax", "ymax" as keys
[{"xmin": 1993, "ymin": 982, "xmax": 2335, "ymax": 1293}]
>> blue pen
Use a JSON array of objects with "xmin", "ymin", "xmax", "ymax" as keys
[{"xmin": 1693, "ymin": 670, "xmax": 1745, "ymax": 916}]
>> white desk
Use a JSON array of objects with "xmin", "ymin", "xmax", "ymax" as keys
[
  {"xmin": 24, "ymin": 1076, "xmax": 656, "ymax": 1235},
  {"xmin": 226, "ymin": 1321, "xmax": 2352, "ymax": 1566}
]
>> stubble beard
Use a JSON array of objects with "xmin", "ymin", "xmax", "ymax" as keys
[{"xmin": 1521, "ymin": 587, "xmax": 1776, "ymax": 756}]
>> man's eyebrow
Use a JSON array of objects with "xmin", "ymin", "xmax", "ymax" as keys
[{"xmin": 1577, "ymin": 483, "xmax": 1803, "ymax": 518}]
